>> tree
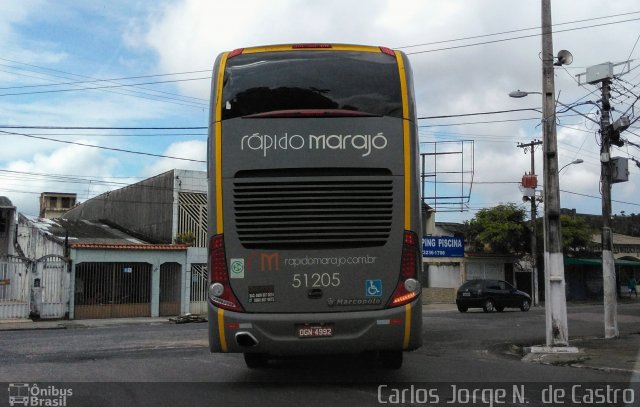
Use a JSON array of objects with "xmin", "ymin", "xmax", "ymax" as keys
[
  {"xmin": 560, "ymin": 214, "xmax": 595, "ymax": 254},
  {"xmin": 464, "ymin": 203, "xmax": 528, "ymax": 255}
]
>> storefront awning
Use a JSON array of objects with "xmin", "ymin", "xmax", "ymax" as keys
[{"xmin": 564, "ymin": 258, "xmax": 640, "ymax": 266}]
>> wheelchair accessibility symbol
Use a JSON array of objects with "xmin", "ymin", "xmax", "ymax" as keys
[{"xmin": 365, "ymin": 279, "xmax": 382, "ymax": 297}]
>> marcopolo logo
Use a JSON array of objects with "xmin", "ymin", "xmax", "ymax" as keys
[
  {"xmin": 8, "ymin": 383, "xmax": 73, "ymax": 407},
  {"xmin": 240, "ymin": 132, "xmax": 388, "ymax": 157}
]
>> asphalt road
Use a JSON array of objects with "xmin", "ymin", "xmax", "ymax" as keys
[{"xmin": 0, "ymin": 303, "xmax": 638, "ymax": 407}]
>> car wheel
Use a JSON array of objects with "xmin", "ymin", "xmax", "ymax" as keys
[
  {"xmin": 520, "ymin": 299, "xmax": 531, "ymax": 312},
  {"xmin": 244, "ymin": 353, "xmax": 269, "ymax": 368},
  {"xmin": 495, "ymin": 305, "xmax": 504, "ymax": 312},
  {"xmin": 379, "ymin": 350, "xmax": 403, "ymax": 369},
  {"xmin": 457, "ymin": 304, "xmax": 468, "ymax": 313},
  {"xmin": 482, "ymin": 299, "xmax": 495, "ymax": 313}
]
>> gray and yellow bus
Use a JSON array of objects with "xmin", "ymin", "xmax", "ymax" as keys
[{"xmin": 207, "ymin": 44, "xmax": 422, "ymax": 368}]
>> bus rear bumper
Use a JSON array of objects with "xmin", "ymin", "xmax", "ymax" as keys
[{"xmin": 208, "ymin": 300, "xmax": 422, "ymax": 355}]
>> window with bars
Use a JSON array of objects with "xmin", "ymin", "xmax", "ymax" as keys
[{"xmin": 177, "ymin": 192, "xmax": 207, "ymax": 247}]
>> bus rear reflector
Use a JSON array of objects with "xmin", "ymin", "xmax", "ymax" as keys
[
  {"xmin": 227, "ymin": 48, "xmax": 244, "ymax": 59},
  {"xmin": 209, "ymin": 234, "xmax": 243, "ymax": 311},
  {"xmin": 388, "ymin": 231, "xmax": 420, "ymax": 307},
  {"xmin": 379, "ymin": 47, "xmax": 396, "ymax": 57}
]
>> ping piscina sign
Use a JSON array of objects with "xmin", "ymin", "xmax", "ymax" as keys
[{"xmin": 422, "ymin": 236, "xmax": 464, "ymax": 257}]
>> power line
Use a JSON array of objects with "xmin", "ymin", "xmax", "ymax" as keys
[
  {"xmin": 0, "ymin": 125, "xmax": 206, "ymax": 130},
  {"xmin": 0, "ymin": 169, "xmax": 207, "ymax": 196},
  {"xmin": 561, "ymin": 189, "xmax": 640, "ymax": 207},
  {"xmin": 4, "ymin": 132, "xmax": 207, "ymax": 138},
  {"xmin": 420, "ymin": 116, "xmax": 543, "ymax": 127},
  {"xmin": 0, "ymin": 130, "xmax": 206, "ymax": 163},
  {"xmin": 397, "ymin": 11, "xmax": 640, "ymax": 50},
  {"xmin": 624, "ymin": 32, "xmax": 640, "ymax": 72},
  {"xmin": 418, "ymin": 107, "xmax": 541, "ymax": 120},
  {"xmin": 0, "ymin": 57, "xmax": 210, "ymax": 108},
  {"xmin": 0, "ymin": 76, "xmax": 210, "ymax": 98},
  {"xmin": 0, "ymin": 65, "xmax": 209, "ymax": 109},
  {"xmin": 405, "ymin": 16, "xmax": 640, "ymax": 56},
  {"xmin": 0, "ymin": 69, "xmax": 209, "ymax": 96}
]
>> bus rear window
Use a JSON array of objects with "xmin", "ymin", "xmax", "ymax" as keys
[{"xmin": 221, "ymin": 51, "xmax": 402, "ymax": 120}]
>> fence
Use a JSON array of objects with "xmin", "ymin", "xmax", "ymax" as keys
[
  {"xmin": 0, "ymin": 257, "xmax": 30, "ymax": 319},
  {"xmin": 189, "ymin": 263, "xmax": 208, "ymax": 315}
]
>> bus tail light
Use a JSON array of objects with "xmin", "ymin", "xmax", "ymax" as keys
[
  {"xmin": 209, "ymin": 234, "xmax": 243, "ymax": 312},
  {"xmin": 387, "ymin": 231, "xmax": 421, "ymax": 307}
]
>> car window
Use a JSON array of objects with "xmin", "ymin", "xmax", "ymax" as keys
[
  {"xmin": 486, "ymin": 280, "xmax": 501, "ymax": 290},
  {"xmin": 501, "ymin": 280, "xmax": 515, "ymax": 291},
  {"xmin": 460, "ymin": 281, "xmax": 472, "ymax": 289},
  {"xmin": 460, "ymin": 280, "xmax": 480, "ymax": 290}
]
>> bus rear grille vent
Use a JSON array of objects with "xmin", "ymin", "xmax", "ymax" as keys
[{"xmin": 233, "ymin": 176, "xmax": 393, "ymax": 249}]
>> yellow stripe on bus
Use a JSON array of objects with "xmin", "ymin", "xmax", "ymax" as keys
[
  {"xmin": 395, "ymin": 51, "xmax": 412, "ymax": 230},
  {"xmin": 214, "ymin": 52, "xmax": 228, "ymax": 234},
  {"xmin": 403, "ymin": 304, "xmax": 412, "ymax": 349},
  {"xmin": 217, "ymin": 308, "xmax": 228, "ymax": 352}
]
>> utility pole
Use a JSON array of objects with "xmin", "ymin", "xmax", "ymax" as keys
[
  {"xmin": 578, "ymin": 59, "xmax": 632, "ymax": 338},
  {"xmin": 599, "ymin": 79, "xmax": 619, "ymax": 339},
  {"xmin": 541, "ymin": 0, "xmax": 569, "ymax": 347},
  {"xmin": 518, "ymin": 139, "xmax": 542, "ymax": 307}
]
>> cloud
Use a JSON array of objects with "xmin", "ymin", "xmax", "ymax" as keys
[
  {"xmin": 0, "ymin": 141, "xmax": 119, "ymax": 216},
  {"xmin": 140, "ymin": 140, "xmax": 206, "ymax": 177}
]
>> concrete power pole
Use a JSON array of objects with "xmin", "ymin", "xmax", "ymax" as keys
[
  {"xmin": 541, "ymin": 0, "xmax": 569, "ymax": 347},
  {"xmin": 599, "ymin": 79, "xmax": 619, "ymax": 339},
  {"xmin": 518, "ymin": 140, "xmax": 542, "ymax": 307}
]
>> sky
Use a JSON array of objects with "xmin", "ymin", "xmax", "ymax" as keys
[{"xmin": 0, "ymin": 0, "xmax": 639, "ymax": 224}]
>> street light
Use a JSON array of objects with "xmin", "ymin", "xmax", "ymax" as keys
[
  {"xmin": 509, "ymin": 90, "xmax": 533, "ymax": 99},
  {"xmin": 559, "ymin": 159, "xmax": 584, "ymax": 173}
]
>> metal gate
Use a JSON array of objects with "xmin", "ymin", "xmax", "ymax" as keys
[
  {"xmin": 0, "ymin": 257, "xmax": 30, "ymax": 319},
  {"xmin": 37, "ymin": 256, "xmax": 69, "ymax": 319},
  {"xmin": 189, "ymin": 264, "xmax": 208, "ymax": 315},
  {"xmin": 74, "ymin": 262, "xmax": 151, "ymax": 319},
  {"xmin": 159, "ymin": 263, "xmax": 181, "ymax": 316}
]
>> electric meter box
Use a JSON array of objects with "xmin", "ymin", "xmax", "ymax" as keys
[{"xmin": 611, "ymin": 157, "xmax": 629, "ymax": 183}]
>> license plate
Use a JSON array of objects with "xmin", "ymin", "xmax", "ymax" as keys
[
  {"xmin": 296, "ymin": 324, "xmax": 334, "ymax": 338},
  {"xmin": 462, "ymin": 292, "xmax": 471, "ymax": 297}
]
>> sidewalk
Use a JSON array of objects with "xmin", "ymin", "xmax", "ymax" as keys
[
  {"xmin": 0, "ymin": 316, "xmax": 170, "ymax": 331},
  {"xmin": 521, "ymin": 334, "xmax": 640, "ymax": 374},
  {"xmin": 422, "ymin": 302, "xmax": 640, "ymax": 375}
]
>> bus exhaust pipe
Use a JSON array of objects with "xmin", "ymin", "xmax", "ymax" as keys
[{"xmin": 235, "ymin": 332, "xmax": 259, "ymax": 347}]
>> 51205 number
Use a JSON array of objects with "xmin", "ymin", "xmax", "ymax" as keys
[{"xmin": 292, "ymin": 273, "xmax": 341, "ymax": 288}]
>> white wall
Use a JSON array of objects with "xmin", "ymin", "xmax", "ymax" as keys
[{"xmin": 427, "ymin": 264, "xmax": 462, "ymax": 288}]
